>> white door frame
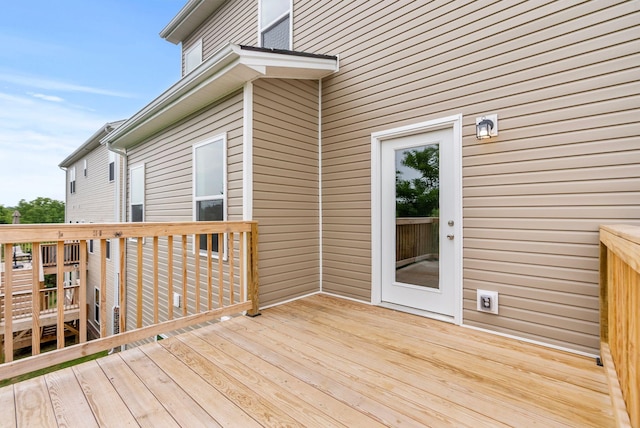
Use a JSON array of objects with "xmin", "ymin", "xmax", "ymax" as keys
[{"xmin": 371, "ymin": 114, "xmax": 463, "ymax": 324}]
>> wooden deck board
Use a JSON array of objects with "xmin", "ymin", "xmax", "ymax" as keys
[
  {"xmin": 0, "ymin": 294, "xmax": 616, "ymax": 427},
  {"xmin": 45, "ymin": 368, "xmax": 98, "ymax": 428},
  {"xmin": 71, "ymin": 360, "xmax": 139, "ymax": 427},
  {"xmin": 0, "ymin": 384, "xmax": 16, "ymax": 428}
]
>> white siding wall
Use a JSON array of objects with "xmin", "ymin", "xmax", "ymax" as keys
[
  {"xmin": 64, "ymin": 143, "xmax": 119, "ymax": 336},
  {"xmin": 295, "ymin": 0, "xmax": 640, "ymax": 354}
]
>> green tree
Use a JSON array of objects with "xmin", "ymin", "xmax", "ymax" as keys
[
  {"xmin": 13, "ymin": 198, "xmax": 65, "ymax": 224},
  {"xmin": 396, "ymin": 146, "xmax": 439, "ymax": 217},
  {"xmin": 0, "ymin": 205, "xmax": 12, "ymax": 224}
]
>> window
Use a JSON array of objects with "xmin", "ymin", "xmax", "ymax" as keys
[
  {"xmin": 106, "ymin": 239, "xmax": 111, "ymax": 260},
  {"xmin": 193, "ymin": 135, "xmax": 226, "ymax": 253},
  {"xmin": 130, "ymin": 164, "xmax": 145, "ymax": 222},
  {"xmin": 83, "ymin": 159, "xmax": 88, "ymax": 177},
  {"xmin": 184, "ymin": 39, "xmax": 202, "ymax": 75},
  {"xmin": 69, "ymin": 167, "xmax": 76, "ymax": 194},
  {"xmin": 94, "ymin": 288, "xmax": 100, "ymax": 324},
  {"xmin": 109, "ymin": 151, "xmax": 115, "ymax": 182},
  {"xmin": 260, "ymin": 0, "xmax": 291, "ymax": 49},
  {"xmin": 89, "ymin": 239, "xmax": 94, "ymax": 254}
]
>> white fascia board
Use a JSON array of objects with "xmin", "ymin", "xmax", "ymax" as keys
[
  {"xmin": 160, "ymin": 0, "xmax": 226, "ymax": 44},
  {"xmin": 103, "ymin": 44, "xmax": 338, "ymax": 150}
]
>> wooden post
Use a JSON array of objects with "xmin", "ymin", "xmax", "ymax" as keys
[
  {"xmin": 229, "ymin": 233, "xmax": 235, "ymax": 305},
  {"xmin": 247, "ymin": 222, "xmax": 260, "ymax": 317},
  {"xmin": 57, "ymin": 241, "xmax": 65, "ymax": 348},
  {"xmin": 599, "ymin": 240, "xmax": 609, "ymax": 344}
]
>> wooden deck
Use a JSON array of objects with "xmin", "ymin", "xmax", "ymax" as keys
[{"xmin": 0, "ymin": 294, "xmax": 615, "ymax": 427}]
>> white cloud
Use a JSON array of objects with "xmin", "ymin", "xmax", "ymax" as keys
[
  {"xmin": 0, "ymin": 72, "xmax": 134, "ymax": 98},
  {"xmin": 28, "ymin": 92, "xmax": 64, "ymax": 102},
  {"xmin": 0, "ymin": 91, "xmax": 110, "ymax": 206}
]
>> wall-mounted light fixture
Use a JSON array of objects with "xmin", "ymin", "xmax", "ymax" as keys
[{"xmin": 476, "ymin": 114, "xmax": 498, "ymax": 140}]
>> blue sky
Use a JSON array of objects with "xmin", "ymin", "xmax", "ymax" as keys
[{"xmin": 0, "ymin": 0, "xmax": 185, "ymax": 206}]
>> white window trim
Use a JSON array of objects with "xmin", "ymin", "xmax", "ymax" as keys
[
  {"xmin": 106, "ymin": 239, "xmax": 111, "ymax": 261},
  {"xmin": 258, "ymin": 0, "xmax": 293, "ymax": 50},
  {"xmin": 69, "ymin": 166, "xmax": 76, "ymax": 194},
  {"xmin": 184, "ymin": 38, "xmax": 203, "ymax": 75},
  {"xmin": 109, "ymin": 151, "xmax": 116, "ymax": 183},
  {"xmin": 129, "ymin": 163, "xmax": 145, "ymax": 223},
  {"xmin": 94, "ymin": 287, "xmax": 100, "ymax": 324},
  {"xmin": 192, "ymin": 133, "xmax": 228, "ymax": 258}
]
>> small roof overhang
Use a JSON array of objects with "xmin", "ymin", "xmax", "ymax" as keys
[
  {"xmin": 160, "ymin": 0, "xmax": 226, "ymax": 45},
  {"xmin": 103, "ymin": 44, "xmax": 338, "ymax": 150},
  {"xmin": 59, "ymin": 120, "xmax": 125, "ymax": 168}
]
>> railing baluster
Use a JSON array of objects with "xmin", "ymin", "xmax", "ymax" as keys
[
  {"xmin": 57, "ymin": 241, "xmax": 65, "ymax": 348},
  {"xmin": 3, "ymin": 244, "xmax": 14, "ymax": 362},
  {"xmin": 31, "ymin": 242, "xmax": 41, "ymax": 354},
  {"xmin": 79, "ymin": 240, "xmax": 87, "ymax": 343},
  {"xmin": 240, "ymin": 231, "xmax": 245, "ymax": 303},
  {"xmin": 167, "ymin": 235, "xmax": 173, "ymax": 320},
  {"xmin": 153, "ymin": 236, "xmax": 159, "ymax": 325},
  {"xmin": 182, "ymin": 235, "xmax": 187, "ymax": 317},
  {"xmin": 194, "ymin": 234, "xmax": 200, "ymax": 313},
  {"xmin": 119, "ymin": 237, "xmax": 125, "ymax": 334},
  {"xmin": 99, "ymin": 239, "xmax": 107, "ymax": 337},
  {"xmin": 218, "ymin": 233, "xmax": 224, "ymax": 308},
  {"xmin": 229, "ymin": 232, "xmax": 235, "ymax": 305},
  {"xmin": 207, "ymin": 234, "xmax": 212, "ymax": 311},
  {"xmin": 137, "ymin": 238, "xmax": 143, "ymax": 328}
]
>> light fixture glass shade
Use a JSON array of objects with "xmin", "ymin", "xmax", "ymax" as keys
[{"xmin": 476, "ymin": 118, "xmax": 494, "ymax": 140}]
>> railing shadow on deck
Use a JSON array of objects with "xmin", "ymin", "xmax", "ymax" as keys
[
  {"xmin": 0, "ymin": 221, "xmax": 258, "ymax": 381},
  {"xmin": 600, "ymin": 225, "xmax": 639, "ymax": 428}
]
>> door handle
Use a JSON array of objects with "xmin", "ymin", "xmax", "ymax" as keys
[{"xmin": 447, "ymin": 234, "xmax": 454, "ymax": 240}]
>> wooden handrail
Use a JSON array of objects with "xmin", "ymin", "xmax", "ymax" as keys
[
  {"xmin": 0, "ymin": 221, "xmax": 259, "ymax": 379},
  {"xmin": 600, "ymin": 225, "xmax": 638, "ymax": 428}
]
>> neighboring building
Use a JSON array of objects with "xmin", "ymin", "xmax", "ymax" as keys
[
  {"xmin": 95, "ymin": 0, "xmax": 639, "ymax": 356},
  {"xmin": 59, "ymin": 120, "xmax": 125, "ymax": 338}
]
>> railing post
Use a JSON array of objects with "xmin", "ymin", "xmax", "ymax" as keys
[
  {"xmin": 247, "ymin": 222, "xmax": 260, "ymax": 317},
  {"xmin": 3, "ymin": 244, "xmax": 14, "ymax": 362},
  {"xmin": 599, "ymin": 240, "xmax": 608, "ymax": 344},
  {"xmin": 31, "ymin": 242, "xmax": 41, "ymax": 354}
]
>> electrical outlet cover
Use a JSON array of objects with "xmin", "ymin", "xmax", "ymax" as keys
[{"xmin": 477, "ymin": 289, "xmax": 499, "ymax": 314}]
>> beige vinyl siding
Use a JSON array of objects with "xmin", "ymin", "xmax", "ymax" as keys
[
  {"xmin": 182, "ymin": 0, "xmax": 258, "ymax": 75},
  {"xmin": 125, "ymin": 91, "xmax": 244, "ymax": 329},
  {"xmin": 296, "ymin": 0, "xmax": 640, "ymax": 353},
  {"xmin": 252, "ymin": 79, "xmax": 320, "ymax": 306}
]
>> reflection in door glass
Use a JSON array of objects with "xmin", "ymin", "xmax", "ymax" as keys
[{"xmin": 394, "ymin": 144, "xmax": 440, "ymax": 288}]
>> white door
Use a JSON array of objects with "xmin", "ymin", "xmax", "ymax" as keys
[{"xmin": 380, "ymin": 125, "xmax": 459, "ymax": 318}]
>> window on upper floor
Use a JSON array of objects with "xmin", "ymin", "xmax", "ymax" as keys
[
  {"xmin": 109, "ymin": 151, "xmax": 115, "ymax": 182},
  {"xmin": 184, "ymin": 39, "xmax": 203, "ymax": 75},
  {"xmin": 106, "ymin": 239, "xmax": 111, "ymax": 260},
  {"xmin": 69, "ymin": 166, "xmax": 76, "ymax": 194},
  {"xmin": 193, "ymin": 134, "xmax": 226, "ymax": 254},
  {"xmin": 83, "ymin": 159, "xmax": 88, "ymax": 177},
  {"xmin": 130, "ymin": 164, "xmax": 145, "ymax": 222},
  {"xmin": 260, "ymin": 0, "xmax": 291, "ymax": 50}
]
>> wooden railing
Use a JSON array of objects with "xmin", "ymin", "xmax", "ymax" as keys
[
  {"xmin": 396, "ymin": 217, "xmax": 439, "ymax": 267},
  {"xmin": 41, "ymin": 242, "xmax": 81, "ymax": 267},
  {"xmin": 0, "ymin": 221, "xmax": 258, "ymax": 380},
  {"xmin": 600, "ymin": 225, "xmax": 638, "ymax": 428}
]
